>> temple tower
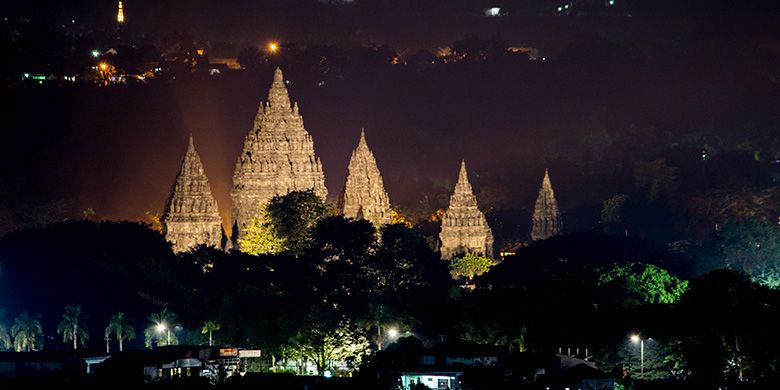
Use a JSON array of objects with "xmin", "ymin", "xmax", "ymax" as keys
[
  {"xmin": 530, "ymin": 169, "xmax": 562, "ymax": 241},
  {"xmin": 338, "ymin": 129, "xmax": 392, "ymax": 226},
  {"xmin": 231, "ymin": 68, "xmax": 327, "ymax": 245},
  {"xmin": 162, "ymin": 135, "xmax": 224, "ymax": 252},
  {"xmin": 438, "ymin": 160, "xmax": 494, "ymax": 259},
  {"xmin": 117, "ymin": 1, "xmax": 125, "ymax": 23}
]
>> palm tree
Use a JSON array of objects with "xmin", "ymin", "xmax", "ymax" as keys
[
  {"xmin": 105, "ymin": 312, "xmax": 136, "ymax": 352},
  {"xmin": 0, "ymin": 322, "xmax": 11, "ymax": 351},
  {"xmin": 201, "ymin": 320, "xmax": 221, "ymax": 346},
  {"xmin": 12, "ymin": 312, "xmax": 43, "ymax": 352},
  {"xmin": 144, "ymin": 308, "xmax": 178, "ymax": 348},
  {"xmin": 57, "ymin": 304, "xmax": 89, "ymax": 350}
]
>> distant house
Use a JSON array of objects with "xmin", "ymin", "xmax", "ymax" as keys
[
  {"xmin": 208, "ymin": 57, "xmax": 241, "ymax": 70},
  {"xmin": 377, "ymin": 340, "xmax": 504, "ymax": 389},
  {"xmin": 375, "ymin": 338, "xmax": 615, "ymax": 390},
  {"xmin": 0, "ymin": 351, "xmax": 107, "ymax": 379},
  {"xmin": 94, "ymin": 345, "xmax": 240, "ymax": 383}
]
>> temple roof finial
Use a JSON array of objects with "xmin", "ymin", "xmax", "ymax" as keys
[
  {"xmin": 358, "ymin": 128, "xmax": 368, "ymax": 149},
  {"xmin": 266, "ymin": 67, "xmax": 291, "ymax": 111}
]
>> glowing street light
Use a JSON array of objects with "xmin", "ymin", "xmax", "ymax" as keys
[
  {"xmin": 91, "ymin": 50, "xmax": 100, "ymax": 58},
  {"xmin": 377, "ymin": 325, "xmax": 402, "ymax": 351},
  {"xmin": 630, "ymin": 334, "xmax": 645, "ymax": 379},
  {"xmin": 99, "ymin": 63, "xmax": 108, "ymax": 71},
  {"xmin": 387, "ymin": 327, "xmax": 399, "ymax": 340},
  {"xmin": 157, "ymin": 323, "xmax": 170, "ymax": 345},
  {"xmin": 268, "ymin": 42, "xmax": 279, "ymax": 53}
]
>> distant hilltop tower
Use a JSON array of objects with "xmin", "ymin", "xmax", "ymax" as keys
[
  {"xmin": 530, "ymin": 169, "xmax": 562, "ymax": 241},
  {"xmin": 231, "ymin": 68, "xmax": 327, "ymax": 247},
  {"xmin": 338, "ymin": 129, "xmax": 392, "ymax": 226},
  {"xmin": 117, "ymin": 1, "xmax": 125, "ymax": 23},
  {"xmin": 438, "ymin": 160, "xmax": 494, "ymax": 259},
  {"xmin": 162, "ymin": 135, "xmax": 224, "ymax": 253}
]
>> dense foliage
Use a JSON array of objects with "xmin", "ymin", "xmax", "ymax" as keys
[{"xmin": 0, "ymin": 191, "xmax": 779, "ymax": 386}]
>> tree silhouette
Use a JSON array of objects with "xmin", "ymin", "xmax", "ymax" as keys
[
  {"xmin": 57, "ymin": 304, "xmax": 89, "ymax": 350},
  {"xmin": 201, "ymin": 320, "xmax": 221, "ymax": 346},
  {"xmin": 0, "ymin": 322, "xmax": 11, "ymax": 351},
  {"xmin": 105, "ymin": 311, "xmax": 136, "ymax": 352},
  {"xmin": 12, "ymin": 312, "xmax": 43, "ymax": 352},
  {"xmin": 145, "ymin": 308, "xmax": 178, "ymax": 348}
]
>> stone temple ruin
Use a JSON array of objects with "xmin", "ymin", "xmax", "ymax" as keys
[
  {"xmin": 337, "ymin": 129, "xmax": 393, "ymax": 227},
  {"xmin": 162, "ymin": 135, "xmax": 224, "ymax": 253},
  {"xmin": 230, "ymin": 67, "xmax": 327, "ymax": 248},
  {"xmin": 438, "ymin": 161, "xmax": 495, "ymax": 260},
  {"xmin": 530, "ymin": 169, "xmax": 562, "ymax": 241},
  {"xmin": 160, "ymin": 68, "xmax": 561, "ymax": 255}
]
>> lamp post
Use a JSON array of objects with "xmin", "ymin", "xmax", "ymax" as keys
[
  {"xmin": 378, "ymin": 326, "xmax": 400, "ymax": 351},
  {"xmin": 157, "ymin": 323, "xmax": 169, "ymax": 346},
  {"xmin": 630, "ymin": 334, "xmax": 644, "ymax": 379}
]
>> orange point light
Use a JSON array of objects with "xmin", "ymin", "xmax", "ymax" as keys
[
  {"xmin": 99, "ymin": 63, "xmax": 108, "ymax": 70},
  {"xmin": 268, "ymin": 42, "xmax": 279, "ymax": 53}
]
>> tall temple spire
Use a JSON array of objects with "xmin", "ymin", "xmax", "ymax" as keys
[
  {"xmin": 266, "ymin": 67, "xmax": 292, "ymax": 114},
  {"xmin": 456, "ymin": 159, "xmax": 471, "ymax": 193},
  {"xmin": 530, "ymin": 169, "xmax": 563, "ymax": 241},
  {"xmin": 117, "ymin": 1, "xmax": 125, "ymax": 24},
  {"xmin": 438, "ymin": 160, "xmax": 494, "ymax": 259},
  {"xmin": 162, "ymin": 135, "xmax": 224, "ymax": 252},
  {"xmin": 231, "ymin": 68, "xmax": 327, "ymax": 248},
  {"xmin": 338, "ymin": 129, "xmax": 392, "ymax": 226}
]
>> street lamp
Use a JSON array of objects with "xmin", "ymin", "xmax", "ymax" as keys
[
  {"xmin": 387, "ymin": 327, "xmax": 399, "ymax": 340},
  {"xmin": 630, "ymin": 334, "xmax": 644, "ymax": 379},
  {"xmin": 157, "ymin": 323, "xmax": 170, "ymax": 345},
  {"xmin": 377, "ymin": 325, "xmax": 401, "ymax": 351}
]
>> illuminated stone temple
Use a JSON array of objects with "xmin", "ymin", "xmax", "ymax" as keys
[
  {"xmin": 337, "ymin": 130, "xmax": 392, "ymax": 226},
  {"xmin": 438, "ymin": 161, "xmax": 494, "ymax": 259},
  {"xmin": 230, "ymin": 67, "xmax": 327, "ymax": 246},
  {"xmin": 530, "ymin": 169, "xmax": 562, "ymax": 241},
  {"xmin": 162, "ymin": 135, "xmax": 224, "ymax": 252}
]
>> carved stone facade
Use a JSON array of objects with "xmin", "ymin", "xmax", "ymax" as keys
[
  {"xmin": 530, "ymin": 169, "xmax": 562, "ymax": 241},
  {"xmin": 231, "ymin": 67, "xmax": 327, "ymax": 245},
  {"xmin": 338, "ymin": 130, "xmax": 392, "ymax": 226},
  {"xmin": 162, "ymin": 136, "xmax": 224, "ymax": 252},
  {"xmin": 439, "ymin": 161, "xmax": 494, "ymax": 259}
]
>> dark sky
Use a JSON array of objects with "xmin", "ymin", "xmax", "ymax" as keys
[{"xmin": 1, "ymin": 0, "xmax": 779, "ymax": 234}]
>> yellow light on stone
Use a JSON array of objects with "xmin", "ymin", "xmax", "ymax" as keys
[{"xmin": 117, "ymin": 1, "xmax": 125, "ymax": 23}]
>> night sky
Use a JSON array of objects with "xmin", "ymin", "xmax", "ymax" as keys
[{"xmin": 0, "ymin": 0, "xmax": 779, "ymax": 234}]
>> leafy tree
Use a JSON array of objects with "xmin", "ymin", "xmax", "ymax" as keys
[
  {"xmin": 266, "ymin": 190, "xmax": 334, "ymax": 255},
  {"xmin": 145, "ymin": 308, "xmax": 179, "ymax": 348},
  {"xmin": 449, "ymin": 252, "xmax": 493, "ymax": 281},
  {"xmin": 12, "ymin": 312, "xmax": 43, "ymax": 352},
  {"xmin": 390, "ymin": 209, "xmax": 414, "ymax": 228},
  {"xmin": 634, "ymin": 158, "xmax": 678, "ymax": 202},
  {"xmin": 292, "ymin": 305, "xmax": 370, "ymax": 374},
  {"xmin": 56, "ymin": 304, "xmax": 89, "ymax": 350},
  {"xmin": 718, "ymin": 221, "xmax": 780, "ymax": 287},
  {"xmin": 202, "ymin": 320, "xmax": 221, "ymax": 346},
  {"xmin": 598, "ymin": 263, "xmax": 689, "ymax": 306},
  {"xmin": 600, "ymin": 194, "xmax": 629, "ymax": 232},
  {"xmin": 678, "ymin": 270, "xmax": 780, "ymax": 383},
  {"xmin": 105, "ymin": 311, "xmax": 136, "ymax": 352},
  {"xmin": 373, "ymin": 223, "xmax": 448, "ymax": 291},
  {"xmin": 0, "ymin": 321, "xmax": 10, "ymax": 351},
  {"xmin": 238, "ymin": 217, "xmax": 285, "ymax": 255}
]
